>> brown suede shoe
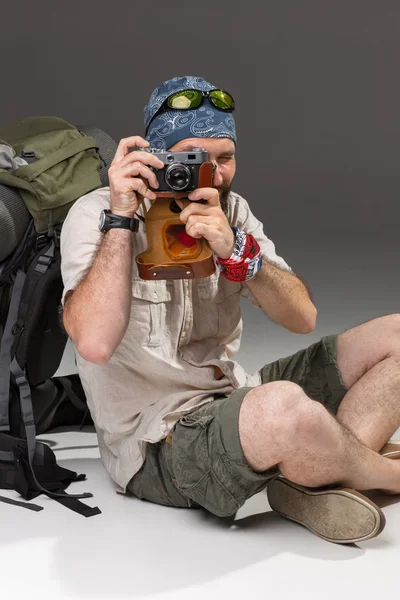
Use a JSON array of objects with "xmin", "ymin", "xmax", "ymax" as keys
[
  {"xmin": 381, "ymin": 440, "xmax": 400, "ymax": 459},
  {"xmin": 267, "ymin": 477, "xmax": 386, "ymax": 544}
]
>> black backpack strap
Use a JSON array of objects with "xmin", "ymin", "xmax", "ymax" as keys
[
  {"xmin": 0, "ymin": 235, "xmax": 55, "ymax": 431},
  {"xmin": 34, "ymin": 381, "xmax": 65, "ymax": 433},
  {"xmin": 14, "ymin": 228, "xmax": 71, "ymax": 387},
  {"xmin": 54, "ymin": 376, "xmax": 90, "ymax": 430},
  {"xmin": 0, "ymin": 494, "xmax": 43, "ymax": 511},
  {"xmin": 10, "ymin": 356, "xmax": 101, "ymax": 516},
  {"xmin": 52, "ymin": 491, "xmax": 101, "ymax": 517},
  {"xmin": 0, "ymin": 268, "xmax": 26, "ymax": 432},
  {"xmin": 35, "ymin": 376, "xmax": 89, "ymax": 433},
  {"xmin": 12, "ymin": 235, "xmax": 57, "ymax": 344},
  {"xmin": 0, "ymin": 447, "xmax": 43, "ymax": 511},
  {"xmin": 54, "ymin": 376, "xmax": 88, "ymax": 413},
  {"xmin": 1, "ymin": 236, "xmax": 101, "ymax": 516}
]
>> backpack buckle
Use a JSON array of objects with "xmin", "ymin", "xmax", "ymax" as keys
[
  {"xmin": 15, "ymin": 373, "xmax": 27, "ymax": 387},
  {"xmin": 11, "ymin": 318, "xmax": 24, "ymax": 337},
  {"xmin": 20, "ymin": 149, "xmax": 37, "ymax": 164},
  {"xmin": 35, "ymin": 234, "xmax": 48, "ymax": 253},
  {"xmin": 35, "ymin": 254, "xmax": 52, "ymax": 274}
]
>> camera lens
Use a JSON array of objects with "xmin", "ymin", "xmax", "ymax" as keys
[{"xmin": 165, "ymin": 164, "xmax": 191, "ymax": 191}]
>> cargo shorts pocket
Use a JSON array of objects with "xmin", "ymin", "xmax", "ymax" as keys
[
  {"xmin": 171, "ymin": 413, "xmax": 242, "ymax": 517},
  {"xmin": 130, "ymin": 278, "xmax": 172, "ymax": 347}
]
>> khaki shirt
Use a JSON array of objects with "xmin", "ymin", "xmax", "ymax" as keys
[{"xmin": 60, "ymin": 187, "xmax": 292, "ymax": 493}]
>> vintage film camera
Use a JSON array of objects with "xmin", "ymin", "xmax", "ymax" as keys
[
  {"xmin": 148, "ymin": 147, "xmax": 209, "ymax": 193},
  {"xmin": 135, "ymin": 147, "xmax": 216, "ymax": 280}
]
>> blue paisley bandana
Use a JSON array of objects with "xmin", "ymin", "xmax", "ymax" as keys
[{"xmin": 144, "ymin": 76, "xmax": 237, "ymax": 150}]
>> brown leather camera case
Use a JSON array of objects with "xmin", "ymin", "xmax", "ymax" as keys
[{"xmin": 136, "ymin": 162, "xmax": 216, "ymax": 280}]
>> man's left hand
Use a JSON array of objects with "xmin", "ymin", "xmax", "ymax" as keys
[{"xmin": 178, "ymin": 187, "xmax": 235, "ymax": 259}]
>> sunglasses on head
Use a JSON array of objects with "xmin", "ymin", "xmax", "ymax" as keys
[{"xmin": 146, "ymin": 88, "xmax": 235, "ymax": 133}]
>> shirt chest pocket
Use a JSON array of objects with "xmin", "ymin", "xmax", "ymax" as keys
[
  {"xmin": 192, "ymin": 278, "xmax": 242, "ymax": 341},
  {"xmin": 130, "ymin": 279, "xmax": 172, "ymax": 347}
]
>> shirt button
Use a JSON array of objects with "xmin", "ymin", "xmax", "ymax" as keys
[
  {"xmin": 182, "ymin": 331, "xmax": 186, "ymax": 337},
  {"xmin": 153, "ymin": 292, "xmax": 158, "ymax": 299}
]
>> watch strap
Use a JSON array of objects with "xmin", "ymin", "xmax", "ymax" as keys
[{"xmin": 100, "ymin": 209, "xmax": 140, "ymax": 232}]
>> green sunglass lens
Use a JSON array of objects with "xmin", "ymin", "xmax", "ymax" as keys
[
  {"xmin": 209, "ymin": 90, "xmax": 234, "ymax": 110},
  {"xmin": 168, "ymin": 90, "xmax": 202, "ymax": 109}
]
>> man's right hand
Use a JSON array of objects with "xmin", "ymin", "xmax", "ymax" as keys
[{"xmin": 108, "ymin": 136, "xmax": 165, "ymax": 217}]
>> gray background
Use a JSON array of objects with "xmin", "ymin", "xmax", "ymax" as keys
[{"xmin": 1, "ymin": 0, "xmax": 398, "ymax": 369}]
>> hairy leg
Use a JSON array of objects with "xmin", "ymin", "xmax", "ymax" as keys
[
  {"xmin": 335, "ymin": 314, "xmax": 400, "ymax": 451},
  {"xmin": 239, "ymin": 381, "xmax": 400, "ymax": 493}
]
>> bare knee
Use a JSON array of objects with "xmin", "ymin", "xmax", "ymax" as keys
[
  {"xmin": 239, "ymin": 381, "xmax": 321, "ymax": 470},
  {"xmin": 241, "ymin": 380, "xmax": 317, "ymax": 437},
  {"xmin": 240, "ymin": 381, "xmax": 345, "ymax": 488}
]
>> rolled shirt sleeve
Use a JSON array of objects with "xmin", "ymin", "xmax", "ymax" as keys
[
  {"xmin": 60, "ymin": 195, "xmax": 104, "ymax": 308},
  {"xmin": 230, "ymin": 193, "xmax": 293, "ymax": 308}
]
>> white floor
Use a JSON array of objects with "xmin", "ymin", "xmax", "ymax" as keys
[
  {"xmin": 2, "ymin": 426, "xmax": 400, "ymax": 600},
  {"xmin": 2, "ymin": 302, "xmax": 400, "ymax": 599}
]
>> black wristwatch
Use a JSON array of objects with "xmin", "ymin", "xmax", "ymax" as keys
[{"xmin": 98, "ymin": 209, "xmax": 139, "ymax": 233}]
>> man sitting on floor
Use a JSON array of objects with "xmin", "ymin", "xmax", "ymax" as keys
[{"xmin": 61, "ymin": 75, "xmax": 400, "ymax": 545}]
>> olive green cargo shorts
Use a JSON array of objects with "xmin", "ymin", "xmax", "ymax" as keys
[{"xmin": 127, "ymin": 334, "xmax": 348, "ymax": 517}]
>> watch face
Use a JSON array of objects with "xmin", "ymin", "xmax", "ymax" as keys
[
  {"xmin": 98, "ymin": 209, "xmax": 138, "ymax": 232},
  {"xmin": 99, "ymin": 210, "xmax": 107, "ymax": 231}
]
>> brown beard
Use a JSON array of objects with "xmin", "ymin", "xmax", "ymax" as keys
[{"xmin": 217, "ymin": 183, "xmax": 232, "ymax": 216}]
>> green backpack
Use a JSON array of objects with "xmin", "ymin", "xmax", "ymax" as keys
[{"xmin": 0, "ymin": 115, "xmax": 103, "ymax": 235}]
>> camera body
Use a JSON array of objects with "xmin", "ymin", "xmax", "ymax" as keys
[{"xmin": 141, "ymin": 147, "xmax": 209, "ymax": 193}]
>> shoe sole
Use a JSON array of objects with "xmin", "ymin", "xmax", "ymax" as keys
[
  {"xmin": 267, "ymin": 478, "xmax": 386, "ymax": 544},
  {"xmin": 381, "ymin": 441, "xmax": 400, "ymax": 459}
]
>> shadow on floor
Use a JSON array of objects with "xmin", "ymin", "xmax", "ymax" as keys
[{"xmin": 0, "ymin": 454, "xmax": 374, "ymax": 599}]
